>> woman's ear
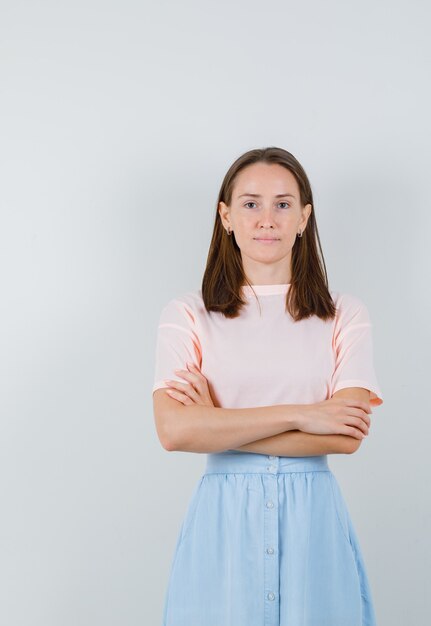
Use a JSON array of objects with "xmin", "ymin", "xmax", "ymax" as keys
[
  {"xmin": 300, "ymin": 203, "xmax": 312, "ymax": 230},
  {"xmin": 218, "ymin": 201, "xmax": 230, "ymax": 229}
]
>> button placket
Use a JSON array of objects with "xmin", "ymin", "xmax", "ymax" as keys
[{"xmin": 263, "ymin": 458, "xmax": 279, "ymax": 625}]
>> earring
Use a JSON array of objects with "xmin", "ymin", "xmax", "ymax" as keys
[
  {"xmin": 227, "ymin": 227, "xmax": 232, "ymax": 235},
  {"xmin": 297, "ymin": 230, "xmax": 303, "ymax": 237}
]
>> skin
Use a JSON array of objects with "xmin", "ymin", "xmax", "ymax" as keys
[
  {"xmin": 156, "ymin": 162, "xmax": 373, "ymax": 454},
  {"xmin": 218, "ymin": 161, "xmax": 312, "ymax": 285}
]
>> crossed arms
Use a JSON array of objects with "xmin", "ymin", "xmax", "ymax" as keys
[{"xmin": 152, "ymin": 387, "xmax": 371, "ymax": 456}]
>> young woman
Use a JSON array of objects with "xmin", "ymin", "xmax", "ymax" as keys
[{"xmin": 152, "ymin": 146, "xmax": 384, "ymax": 626}]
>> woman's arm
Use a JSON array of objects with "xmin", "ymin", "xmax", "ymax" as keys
[
  {"xmin": 153, "ymin": 389, "xmax": 302, "ymax": 453},
  {"xmin": 233, "ymin": 388, "xmax": 371, "ymax": 456},
  {"xmin": 154, "ymin": 381, "xmax": 370, "ymax": 455},
  {"xmin": 233, "ymin": 430, "xmax": 357, "ymax": 456}
]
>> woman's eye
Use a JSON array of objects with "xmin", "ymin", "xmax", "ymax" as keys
[{"xmin": 244, "ymin": 202, "xmax": 290, "ymax": 209}]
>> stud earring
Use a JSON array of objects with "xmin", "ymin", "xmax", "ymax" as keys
[{"xmin": 297, "ymin": 230, "xmax": 303, "ymax": 237}]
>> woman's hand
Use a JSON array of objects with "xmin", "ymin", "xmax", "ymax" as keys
[
  {"xmin": 298, "ymin": 397, "xmax": 372, "ymax": 440},
  {"xmin": 164, "ymin": 362, "xmax": 215, "ymax": 407}
]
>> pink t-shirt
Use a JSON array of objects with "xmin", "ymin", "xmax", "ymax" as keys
[{"xmin": 152, "ymin": 284, "xmax": 383, "ymax": 408}]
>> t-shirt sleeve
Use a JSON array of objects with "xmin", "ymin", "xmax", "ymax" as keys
[
  {"xmin": 330, "ymin": 294, "xmax": 383, "ymax": 406},
  {"xmin": 152, "ymin": 297, "xmax": 203, "ymax": 395}
]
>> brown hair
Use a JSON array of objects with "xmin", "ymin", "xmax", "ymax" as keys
[{"xmin": 201, "ymin": 146, "xmax": 337, "ymax": 321}]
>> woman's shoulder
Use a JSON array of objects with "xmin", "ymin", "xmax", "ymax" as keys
[
  {"xmin": 157, "ymin": 288, "xmax": 205, "ymax": 324},
  {"xmin": 161, "ymin": 287, "xmax": 203, "ymax": 308},
  {"xmin": 329, "ymin": 289, "xmax": 371, "ymax": 324},
  {"xmin": 330, "ymin": 289, "xmax": 366, "ymax": 307}
]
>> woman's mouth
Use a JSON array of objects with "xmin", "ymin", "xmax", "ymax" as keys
[{"xmin": 253, "ymin": 238, "xmax": 280, "ymax": 243}]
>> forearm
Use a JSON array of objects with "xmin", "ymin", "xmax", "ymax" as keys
[
  {"xmin": 166, "ymin": 403, "xmax": 302, "ymax": 453},
  {"xmin": 233, "ymin": 430, "xmax": 355, "ymax": 456}
]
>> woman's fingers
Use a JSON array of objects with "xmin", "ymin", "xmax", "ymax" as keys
[
  {"xmin": 171, "ymin": 363, "xmax": 208, "ymax": 394},
  {"xmin": 353, "ymin": 416, "xmax": 369, "ymax": 435},
  {"xmin": 349, "ymin": 408, "xmax": 371, "ymax": 430},
  {"xmin": 343, "ymin": 397, "xmax": 372, "ymax": 414},
  {"xmin": 344, "ymin": 425, "xmax": 366, "ymax": 440},
  {"xmin": 164, "ymin": 363, "xmax": 215, "ymax": 408},
  {"xmin": 164, "ymin": 377, "xmax": 200, "ymax": 402},
  {"xmin": 165, "ymin": 389, "xmax": 194, "ymax": 405},
  {"xmin": 173, "ymin": 367, "xmax": 201, "ymax": 387}
]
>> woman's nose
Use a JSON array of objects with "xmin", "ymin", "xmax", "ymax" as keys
[{"xmin": 258, "ymin": 208, "xmax": 276, "ymax": 227}]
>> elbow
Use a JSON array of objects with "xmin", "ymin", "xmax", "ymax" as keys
[
  {"xmin": 162, "ymin": 438, "xmax": 177, "ymax": 452},
  {"xmin": 153, "ymin": 389, "xmax": 186, "ymax": 451},
  {"xmin": 159, "ymin": 428, "xmax": 175, "ymax": 451},
  {"xmin": 154, "ymin": 412, "xmax": 181, "ymax": 452},
  {"xmin": 345, "ymin": 437, "xmax": 363, "ymax": 454},
  {"xmin": 159, "ymin": 421, "xmax": 181, "ymax": 452}
]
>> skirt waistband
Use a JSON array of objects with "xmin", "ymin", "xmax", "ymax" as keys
[{"xmin": 204, "ymin": 450, "xmax": 330, "ymax": 474}]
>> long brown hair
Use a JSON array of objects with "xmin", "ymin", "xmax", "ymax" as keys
[{"xmin": 201, "ymin": 147, "xmax": 337, "ymax": 321}]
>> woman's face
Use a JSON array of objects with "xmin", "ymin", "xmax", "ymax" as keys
[{"xmin": 218, "ymin": 162, "xmax": 312, "ymax": 282}]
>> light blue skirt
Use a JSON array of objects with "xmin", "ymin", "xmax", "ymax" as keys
[{"xmin": 162, "ymin": 450, "xmax": 377, "ymax": 626}]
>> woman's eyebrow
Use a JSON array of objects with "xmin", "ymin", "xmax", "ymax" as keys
[{"xmin": 237, "ymin": 193, "xmax": 296, "ymax": 199}]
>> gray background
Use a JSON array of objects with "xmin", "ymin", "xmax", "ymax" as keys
[{"xmin": 1, "ymin": 0, "xmax": 430, "ymax": 624}]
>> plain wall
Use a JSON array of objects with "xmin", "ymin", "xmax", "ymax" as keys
[{"xmin": 1, "ymin": 0, "xmax": 430, "ymax": 624}]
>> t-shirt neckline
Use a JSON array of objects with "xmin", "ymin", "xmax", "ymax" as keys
[{"xmin": 241, "ymin": 283, "xmax": 291, "ymax": 296}]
